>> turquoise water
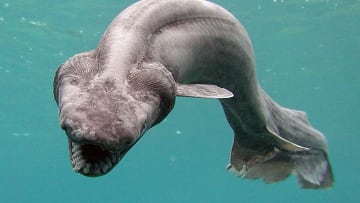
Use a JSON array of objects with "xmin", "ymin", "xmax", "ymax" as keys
[{"xmin": 0, "ymin": 0, "xmax": 359, "ymax": 202}]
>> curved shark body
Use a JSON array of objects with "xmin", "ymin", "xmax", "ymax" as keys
[{"xmin": 54, "ymin": 0, "xmax": 333, "ymax": 188}]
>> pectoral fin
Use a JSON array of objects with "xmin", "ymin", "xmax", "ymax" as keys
[{"xmin": 176, "ymin": 83, "xmax": 234, "ymax": 99}]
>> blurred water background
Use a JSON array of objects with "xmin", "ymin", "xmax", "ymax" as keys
[{"xmin": 0, "ymin": 0, "xmax": 359, "ymax": 202}]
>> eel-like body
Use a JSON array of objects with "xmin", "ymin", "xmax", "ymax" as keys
[{"xmin": 54, "ymin": 0, "xmax": 333, "ymax": 188}]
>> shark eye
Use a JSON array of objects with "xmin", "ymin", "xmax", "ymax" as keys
[{"xmin": 69, "ymin": 77, "xmax": 79, "ymax": 85}]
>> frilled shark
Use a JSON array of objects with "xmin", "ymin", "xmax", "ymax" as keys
[{"xmin": 53, "ymin": 0, "xmax": 333, "ymax": 188}]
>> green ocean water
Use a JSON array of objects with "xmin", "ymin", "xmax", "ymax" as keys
[{"xmin": 0, "ymin": 0, "xmax": 359, "ymax": 202}]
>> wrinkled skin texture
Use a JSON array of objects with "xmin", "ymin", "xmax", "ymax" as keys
[
  {"xmin": 54, "ymin": 52, "xmax": 176, "ymax": 176},
  {"xmin": 54, "ymin": 0, "xmax": 333, "ymax": 188}
]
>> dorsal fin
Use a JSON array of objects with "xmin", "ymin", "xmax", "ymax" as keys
[{"xmin": 282, "ymin": 108, "xmax": 310, "ymax": 125}]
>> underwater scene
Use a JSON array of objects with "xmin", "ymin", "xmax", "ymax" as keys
[{"xmin": 0, "ymin": 0, "xmax": 359, "ymax": 202}]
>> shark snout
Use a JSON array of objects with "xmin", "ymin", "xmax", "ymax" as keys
[{"xmin": 61, "ymin": 118, "xmax": 135, "ymax": 152}]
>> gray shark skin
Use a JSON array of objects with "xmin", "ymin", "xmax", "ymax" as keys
[{"xmin": 53, "ymin": 0, "xmax": 333, "ymax": 188}]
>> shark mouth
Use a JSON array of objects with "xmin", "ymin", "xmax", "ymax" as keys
[{"xmin": 69, "ymin": 140, "xmax": 125, "ymax": 177}]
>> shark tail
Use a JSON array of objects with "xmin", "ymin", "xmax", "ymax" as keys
[
  {"xmin": 227, "ymin": 140, "xmax": 334, "ymax": 188},
  {"xmin": 227, "ymin": 91, "xmax": 333, "ymax": 188}
]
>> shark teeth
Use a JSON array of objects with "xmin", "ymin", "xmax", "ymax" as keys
[{"xmin": 69, "ymin": 141, "xmax": 121, "ymax": 176}]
